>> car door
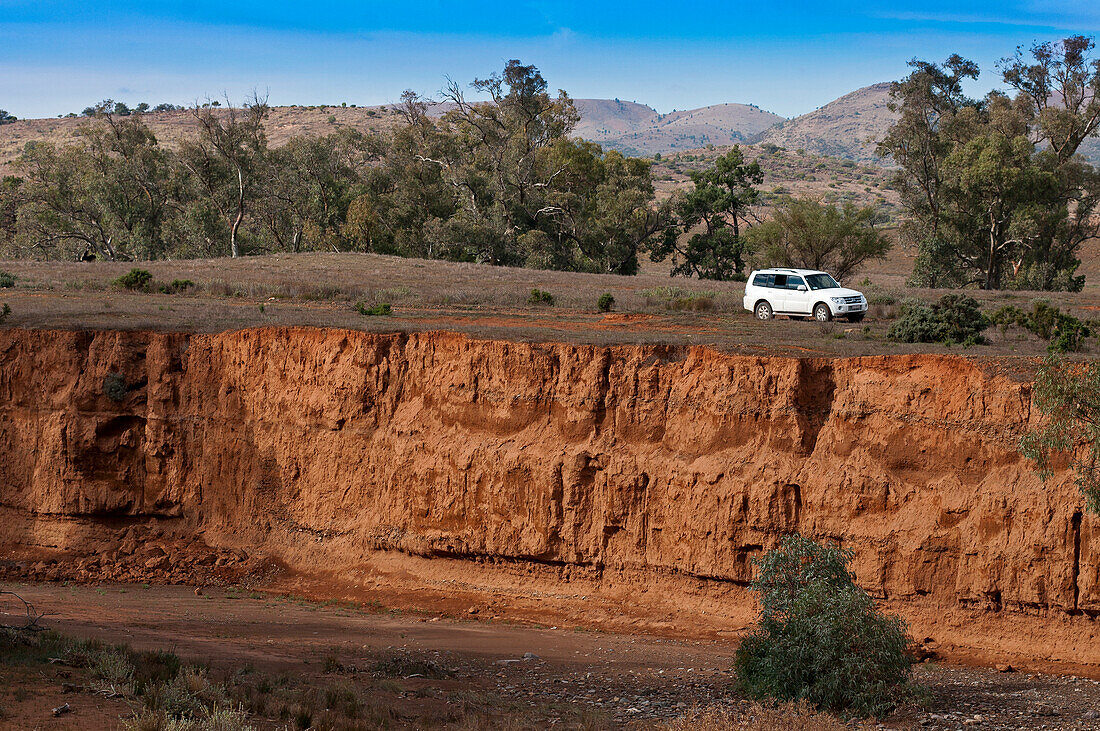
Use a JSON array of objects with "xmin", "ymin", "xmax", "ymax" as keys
[{"xmin": 784, "ymin": 275, "xmax": 811, "ymax": 314}]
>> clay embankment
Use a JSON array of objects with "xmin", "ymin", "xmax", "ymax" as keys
[{"xmin": 0, "ymin": 328, "xmax": 1094, "ymax": 669}]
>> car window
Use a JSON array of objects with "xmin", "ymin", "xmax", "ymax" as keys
[
  {"xmin": 787, "ymin": 276, "xmax": 805, "ymax": 290},
  {"xmin": 752, "ymin": 273, "xmax": 774, "ymax": 287},
  {"xmin": 806, "ymin": 273, "xmax": 840, "ymax": 290},
  {"xmin": 773, "ymin": 274, "xmax": 788, "ymax": 288}
]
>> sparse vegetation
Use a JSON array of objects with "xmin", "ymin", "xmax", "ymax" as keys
[
  {"xmin": 1021, "ymin": 356, "xmax": 1100, "ymax": 512},
  {"xmin": 0, "ymin": 303, "xmax": 8, "ymax": 324},
  {"xmin": 161, "ymin": 279, "xmax": 195, "ymax": 294},
  {"xmin": 734, "ymin": 534, "xmax": 915, "ymax": 718},
  {"xmin": 988, "ymin": 301, "xmax": 1093, "ymax": 353},
  {"xmin": 597, "ymin": 292, "xmax": 615, "ymax": 312},
  {"xmin": 113, "ymin": 268, "xmax": 154, "ymax": 291},
  {"xmin": 527, "ymin": 288, "xmax": 555, "ymax": 306},
  {"xmin": 355, "ymin": 301, "xmax": 392, "ymax": 316},
  {"xmin": 0, "ymin": 270, "xmax": 14, "ymax": 288}
]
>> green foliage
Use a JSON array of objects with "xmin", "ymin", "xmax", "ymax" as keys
[
  {"xmin": 747, "ymin": 197, "xmax": 891, "ymax": 280},
  {"xmin": 734, "ymin": 535, "xmax": 914, "ymax": 718},
  {"xmin": 113, "ymin": 268, "xmax": 154, "ymax": 291},
  {"xmin": 881, "ymin": 39, "xmax": 1100, "ymax": 290},
  {"xmin": 0, "ymin": 271, "xmax": 14, "ymax": 288},
  {"xmin": 5, "ymin": 65, "xmax": 668, "ymax": 274},
  {"xmin": 355, "ymin": 302, "xmax": 392, "ymax": 316},
  {"xmin": 527, "ymin": 288, "xmax": 555, "ymax": 306},
  {"xmin": 887, "ymin": 294, "xmax": 988, "ymax": 345},
  {"xmin": 159, "ymin": 279, "xmax": 195, "ymax": 294},
  {"xmin": 649, "ymin": 146, "xmax": 762, "ymax": 280},
  {"xmin": 102, "ymin": 372, "xmax": 129, "ymax": 402},
  {"xmin": 988, "ymin": 300, "xmax": 1093, "ymax": 353},
  {"xmin": 1021, "ymin": 357, "xmax": 1100, "ymax": 512},
  {"xmin": 597, "ymin": 292, "xmax": 615, "ymax": 312},
  {"xmin": 0, "ymin": 303, "xmax": 9, "ymax": 324}
]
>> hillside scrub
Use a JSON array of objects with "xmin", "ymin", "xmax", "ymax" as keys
[
  {"xmin": 0, "ymin": 63, "xmax": 670, "ymax": 276},
  {"xmin": 734, "ymin": 535, "xmax": 915, "ymax": 718}
]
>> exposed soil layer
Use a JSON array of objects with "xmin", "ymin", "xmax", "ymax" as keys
[{"xmin": 0, "ymin": 327, "xmax": 1095, "ymax": 674}]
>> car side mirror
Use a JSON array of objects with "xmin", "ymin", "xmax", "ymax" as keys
[{"xmin": 797, "ymin": 284, "xmax": 807, "ymax": 292}]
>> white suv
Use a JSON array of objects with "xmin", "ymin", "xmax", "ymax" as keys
[{"xmin": 743, "ymin": 268, "xmax": 867, "ymax": 322}]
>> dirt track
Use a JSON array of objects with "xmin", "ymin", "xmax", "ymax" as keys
[{"xmin": 4, "ymin": 582, "xmax": 1100, "ymax": 730}]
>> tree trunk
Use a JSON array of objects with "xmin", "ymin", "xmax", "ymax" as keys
[{"xmin": 230, "ymin": 167, "xmax": 245, "ymax": 258}]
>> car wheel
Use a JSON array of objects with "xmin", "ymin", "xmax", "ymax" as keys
[
  {"xmin": 755, "ymin": 301, "xmax": 773, "ymax": 321},
  {"xmin": 848, "ymin": 312, "xmax": 866, "ymax": 323},
  {"xmin": 813, "ymin": 303, "xmax": 832, "ymax": 322}
]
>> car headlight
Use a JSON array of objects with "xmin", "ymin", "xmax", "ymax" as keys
[{"xmin": 830, "ymin": 297, "xmax": 843, "ymax": 304}]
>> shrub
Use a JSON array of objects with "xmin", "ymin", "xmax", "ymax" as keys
[
  {"xmin": 887, "ymin": 294, "xmax": 987, "ymax": 345},
  {"xmin": 355, "ymin": 302, "xmax": 392, "ymax": 316},
  {"xmin": 989, "ymin": 301, "xmax": 1093, "ymax": 354},
  {"xmin": 159, "ymin": 279, "xmax": 195, "ymax": 294},
  {"xmin": 0, "ymin": 271, "xmax": 14, "ymax": 288},
  {"xmin": 671, "ymin": 295, "xmax": 714, "ymax": 311},
  {"xmin": 527, "ymin": 288, "xmax": 554, "ymax": 306},
  {"xmin": 114, "ymin": 268, "xmax": 154, "ymax": 291},
  {"xmin": 102, "ymin": 372, "xmax": 129, "ymax": 402},
  {"xmin": 0, "ymin": 303, "xmax": 9, "ymax": 324},
  {"xmin": 597, "ymin": 293, "xmax": 615, "ymax": 312},
  {"xmin": 734, "ymin": 534, "xmax": 914, "ymax": 718}
]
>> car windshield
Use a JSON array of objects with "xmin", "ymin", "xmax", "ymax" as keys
[{"xmin": 806, "ymin": 273, "xmax": 840, "ymax": 290}]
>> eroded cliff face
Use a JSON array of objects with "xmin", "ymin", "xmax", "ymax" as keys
[{"xmin": 0, "ymin": 328, "xmax": 1094, "ymax": 665}]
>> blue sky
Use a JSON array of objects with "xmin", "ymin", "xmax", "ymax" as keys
[{"xmin": 2, "ymin": 1, "xmax": 1099, "ymax": 119}]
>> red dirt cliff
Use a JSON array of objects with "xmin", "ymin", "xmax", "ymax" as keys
[{"xmin": 0, "ymin": 328, "xmax": 1095, "ymax": 669}]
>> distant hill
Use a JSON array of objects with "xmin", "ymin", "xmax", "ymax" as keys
[
  {"xmin": 4, "ymin": 87, "xmax": 1099, "ymax": 174},
  {"xmin": 573, "ymin": 99, "xmax": 784, "ymax": 156},
  {"xmin": 757, "ymin": 83, "xmax": 897, "ymax": 163}
]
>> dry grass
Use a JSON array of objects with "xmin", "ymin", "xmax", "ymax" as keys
[
  {"xmin": 662, "ymin": 702, "xmax": 847, "ymax": 730},
  {"xmin": 2, "ymin": 245, "xmax": 1100, "ymax": 358}
]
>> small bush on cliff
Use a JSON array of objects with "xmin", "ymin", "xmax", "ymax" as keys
[
  {"xmin": 0, "ymin": 303, "xmax": 9, "ymax": 324},
  {"xmin": 113, "ymin": 268, "xmax": 153, "ymax": 291},
  {"xmin": 1021, "ymin": 356, "xmax": 1100, "ymax": 513},
  {"xmin": 355, "ymin": 301, "xmax": 392, "ymax": 316},
  {"xmin": 527, "ymin": 288, "xmax": 554, "ymax": 306},
  {"xmin": 734, "ymin": 534, "xmax": 915, "ymax": 718},
  {"xmin": 887, "ymin": 294, "xmax": 987, "ymax": 346},
  {"xmin": 102, "ymin": 372, "xmax": 129, "ymax": 402},
  {"xmin": 597, "ymin": 293, "xmax": 615, "ymax": 312},
  {"xmin": 0, "ymin": 271, "xmax": 15, "ymax": 288}
]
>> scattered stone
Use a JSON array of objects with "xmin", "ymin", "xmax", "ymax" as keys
[
  {"xmin": 194, "ymin": 586, "xmax": 204, "ymax": 596},
  {"xmin": 1033, "ymin": 702, "xmax": 1059, "ymax": 716},
  {"xmin": 1084, "ymin": 709, "xmax": 1100, "ymax": 720},
  {"xmin": 52, "ymin": 703, "xmax": 71, "ymax": 716},
  {"xmin": 996, "ymin": 663, "xmax": 1015, "ymax": 673},
  {"xmin": 467, "ymin": 607, "xmax": 479, "ymax": 615},
  {"xmin": 522, "ymin": 652, "xmax": 540, "ymax": 661}
]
